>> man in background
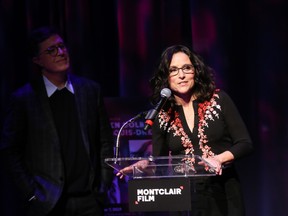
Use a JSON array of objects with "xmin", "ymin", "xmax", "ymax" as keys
[{"xmin": 0, "ymin": 26, "xmax": 114, "ymax": 216}]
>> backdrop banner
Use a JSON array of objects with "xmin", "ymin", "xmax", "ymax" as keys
[{"xmin": 104, "ymin": 97, "xmax": 153, "ymax": 214}]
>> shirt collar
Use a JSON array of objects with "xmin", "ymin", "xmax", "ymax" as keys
[{"xmin": 43, "ymin": 75, "xmax": 74, "ymax": 97}]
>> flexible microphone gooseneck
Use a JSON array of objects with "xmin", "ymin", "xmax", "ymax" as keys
[{"xmin": 114, "ymin": 111, "xmax": 147, "ymax": 163}]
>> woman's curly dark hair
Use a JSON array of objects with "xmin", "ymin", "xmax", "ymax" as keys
[{"xmin": 149, "ymin": 45, "xmax": 216, "ymax": 108}]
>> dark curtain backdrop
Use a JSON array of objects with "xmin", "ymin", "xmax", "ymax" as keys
[{"xmin": 0, "ymin": 0, "xmax": 287, "ymax": 216}]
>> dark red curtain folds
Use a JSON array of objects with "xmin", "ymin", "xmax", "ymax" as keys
[{"xmin": 0, "ymin": 0, "xmax": 287, "ymax": 216}]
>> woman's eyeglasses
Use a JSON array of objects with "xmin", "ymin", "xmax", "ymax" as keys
[{"xmin": 169, "ymin": 64, "xmax": 195, "ymax": 76}]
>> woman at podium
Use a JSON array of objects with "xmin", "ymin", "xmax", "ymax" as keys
[{"xmin": 148, "ymin": 45, "xmax": 254, "ymax": 216}]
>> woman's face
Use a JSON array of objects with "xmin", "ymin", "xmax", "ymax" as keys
[{"xmin": 168, "ymin": 52, "xmax": 195, "ymax": 99}]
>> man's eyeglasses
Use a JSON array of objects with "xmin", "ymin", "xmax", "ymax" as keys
[
  {"xmin": 39, "ymin": 43, "xmax": 67, "ymax": 57},
  {"xmin": 169, "ymin": 64, "xmax": 195, "ymax": 76}
]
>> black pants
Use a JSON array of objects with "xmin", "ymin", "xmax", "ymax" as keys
[{"xmin": 47, "ymin": 192, "xmax": 104, "ymax": 216}]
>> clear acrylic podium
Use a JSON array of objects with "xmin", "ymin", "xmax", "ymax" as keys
[
  {"xmin": 105, "ymin": 155, "xmax": 216, "ymax": 212},
  {"xmin": 105, "ymin": 154, "xmax": 216, "ymax": 179}
]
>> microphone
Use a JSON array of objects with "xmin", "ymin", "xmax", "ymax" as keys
[
  {"xmin": 144, "ymin": 88, "xmax": 171, "ymax": 131},
  {"xmin": 114, "ymin": 111, "xmax": 147, "ymax": 163}
]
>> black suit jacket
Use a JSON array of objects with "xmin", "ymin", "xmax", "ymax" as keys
[{"xmin": 0, "ymin": 74, "xmax": 114, "ymax": 215}]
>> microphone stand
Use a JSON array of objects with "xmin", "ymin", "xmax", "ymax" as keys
[{"xmin": 114, "ymin": 111, "xmax": 147, "ymax": 164}]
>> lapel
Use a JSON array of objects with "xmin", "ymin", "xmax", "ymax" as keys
[
  {"xmin": 31, "ymin": 76, "xmax": 60, "ymax": 148},
  {"xmin": 69, "ymin": 74, "xmax": 91, "ymax": 156}
]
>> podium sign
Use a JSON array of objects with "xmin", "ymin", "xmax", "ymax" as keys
[{"xmin": 128, "ymin": 177, "xmax": 191, "ymax": 212}]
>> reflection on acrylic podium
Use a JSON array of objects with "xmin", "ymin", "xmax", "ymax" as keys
[{"xmin": 105, "ymin": 155, "xmax": 216, "ymax": 213}]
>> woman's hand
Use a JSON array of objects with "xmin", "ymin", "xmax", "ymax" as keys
[
  {"xmin": 201, "ymin": 156, "xmax": 223, "ymax": 175},
  {"xmin": 200, "ymin": 151, "xmax": 234, "ymax": 175},
  {"xmin": 116, "ymin": 165, "xmax": 133, "ymax": 179},
  {"xmin": 116, "ymin": 160, "xmax": 150, "ymax": 179}
]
